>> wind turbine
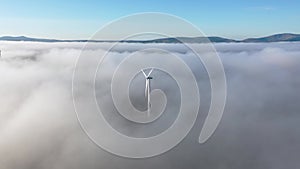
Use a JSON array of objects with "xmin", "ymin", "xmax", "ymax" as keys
[{"xmin": 141, "ymin": 68, "xmax": 153, "ymax": 116}]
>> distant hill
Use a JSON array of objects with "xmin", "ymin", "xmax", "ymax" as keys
[
  {"xmin": 1, "ymin": 33, "xmax": 300, "ymax": 43},
  {"xmin": 141, "ymin": 36, "xmax": 237, "ymax": 43},
  {"xmin": 0, "ymin": 36, "xmax": 60, "ymax": 42},
  {"xmin": 146, "ymin": 33, "xmax": 300, "ymax": 43},
  {"xmin": 0, "ymin": 36, "xmax": 87, "ymax": 42},
  {"xmin": 242, "ymin": 33, "xmax": 300, "ymax": 42}
]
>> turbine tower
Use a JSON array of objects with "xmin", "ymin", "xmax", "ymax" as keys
[{"xmin": 141, "ymin": 68, "xmax": 153, "ymax": 116}]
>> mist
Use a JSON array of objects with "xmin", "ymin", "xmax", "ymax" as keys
[{"xmin": 0, "ymin": 41, "xmax": 299, "ymax": 169}]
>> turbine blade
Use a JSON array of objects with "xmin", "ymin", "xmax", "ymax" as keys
[
  {"xmin": 147, "ymin": 68, "xmax": 153, "ymax": 76},
  {"xmin": 145, "ymin": 80, "xmax": 148, "ymax": 98},
  {"xmin": 147, "ymin": 81, "xmax": 151, "ymax": 116},
  {"xmin": 141, "ymin": 69, "xmax": 147, "ymax": 77}
]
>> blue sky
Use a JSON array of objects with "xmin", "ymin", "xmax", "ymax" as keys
[{"xmin": 0, "ymin": 0, "xmax": 299, "ymax": 39}]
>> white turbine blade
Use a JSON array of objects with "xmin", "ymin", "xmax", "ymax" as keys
[
  {"xmin": 147, "ymin": 79, "xmax": 151, "ymax": 116},
  {"xmin": 147, "ymin": 68, "xmax": 154, "ymax": 76},
  {"xmin": 141, "ymin": 69, "xmax": 147, "ymax": 77},
  {"xmin": 145, "ymin": 79, "xmax": 149, "ymax": 98}
]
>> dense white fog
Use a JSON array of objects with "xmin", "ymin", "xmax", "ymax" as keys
[{"xmin": 0, "ymin": 41, "xmax": 300, "ymax": 169}]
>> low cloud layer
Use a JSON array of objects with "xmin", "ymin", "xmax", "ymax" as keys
[{"xmin": 0, "ymin": 41, "xmax": 299, "ymax": 169}]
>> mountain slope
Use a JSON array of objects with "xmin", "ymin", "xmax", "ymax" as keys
[
  {"xmin": 0, "ymin": 36, "xmax": 62, "ymax": 42},
  {"xmin": 242, "ymin": 33, "xmax": 300, "ymax": 42},
  {"xmin": 143, "ymin": 36, "xmax": 236, "ymax": 43},
  {"xmin": 1, "ymin": 33, "xmax": 300, "ymax": 43}
]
